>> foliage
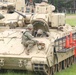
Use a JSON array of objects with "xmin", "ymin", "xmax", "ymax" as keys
[
  {"xmin": 66, "ymin": 19, "xmax": 76, "ymax": 26},
  {"xmin": 33, "ymin": 0, "xmax": 74, "ymax": 12}
]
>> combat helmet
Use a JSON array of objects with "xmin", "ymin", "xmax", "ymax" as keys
[
  {"xmin": 37, "ymin": 29, "xmax": 43, "ymax": 37},
  {"xmin": 27, "ymin": 24, "xmax": 33, "ymax": 30}
]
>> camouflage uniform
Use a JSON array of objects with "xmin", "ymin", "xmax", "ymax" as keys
[{"xmin": 22, "ymin": 24, "xmax": 36, "ymax": 55}]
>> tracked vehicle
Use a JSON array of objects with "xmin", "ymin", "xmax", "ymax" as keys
[
  {"xmin": 0, "ymin": 1, "xmax": 76, "ymax": 75},
  {"xmin": 0, "ymin": 1, "xmax": 24, "ymax": 28},
  {"xmin": 0, "ymin": 0, "xmax": 35, "ymax": 28}
]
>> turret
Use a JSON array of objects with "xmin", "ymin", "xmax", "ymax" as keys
[
  {"xmin": 35, "ymin": 0, "xmax": 55, "ymax": 14},
  {"xmin": 31, "ymin": 1, "xmax": 65, "ymax": 31}
]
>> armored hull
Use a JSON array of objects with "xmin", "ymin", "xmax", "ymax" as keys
[{"xmin": 0, "ymin": 27, "xmax": 75, "ymax": 74}]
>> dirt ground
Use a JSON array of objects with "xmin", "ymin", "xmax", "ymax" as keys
[{"xmin": 66, "ymin": 15, "xmax": 76, "ymax": 19}]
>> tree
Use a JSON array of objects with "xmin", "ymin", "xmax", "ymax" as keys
[
  {"xmin": 33, "ymin": 0, "xmax": 42, "ymax": 3},
  {"xmin": 33, "ymin": 0, "xmax": 73, "ymax": 12},
  {"xmin": 51, "ymin": 0, "xmax": 73, "ymax": 12}
]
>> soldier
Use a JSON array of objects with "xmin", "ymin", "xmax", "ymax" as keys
[
  {"xmin": 22, "ymin": 24, "xmax": 37, "ymax": 55},
  {"xmin": 36, "ymin": 29, "xmax": 49, "ymax": 37},
  {"xmin": 36, "ymin": 29, "xmax": 43, "ymax": 37}
]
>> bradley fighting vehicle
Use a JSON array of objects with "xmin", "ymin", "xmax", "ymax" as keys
[
  {"xmin": 0, "ymin": 1, "xmax": 76, "ymax": 75},
  {"xmin": 0, "ymin": 0, "xmax": 25, "ymax": 28},
  {"xmin": 0, "ymin": 0, "xmax": 35, "ymax": 28}
]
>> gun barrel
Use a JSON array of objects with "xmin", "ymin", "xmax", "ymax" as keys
[{"xmin": 14, "ymin": 11, "xmax": 26, "ymax": 18}]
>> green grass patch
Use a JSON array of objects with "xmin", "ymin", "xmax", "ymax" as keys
[
  {"xmin": 55, "ymin": 63, "xmax": 76, "ymax": 75},
  {"xmin": 0, "ymin": 70, "xmax": 35, "ymax": 75},
  {"xmin": 66, "ymin": 19, "xmax": 76, "ymax": 26}
]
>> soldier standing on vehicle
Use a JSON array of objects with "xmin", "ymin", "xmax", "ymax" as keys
[{"xmin": 22, "ymin": 24, "xmax": 37, "ymax": 55}]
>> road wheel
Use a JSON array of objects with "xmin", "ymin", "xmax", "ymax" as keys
[
  {"xmin": 57, "ymin": 62, "xmax": 62, "ymax": 72},
  {"xmin": 52, "ymin": 64, "xmax": 57, "ymax": 74},
  {"xmin": 44, "ymin": 65, "xmax": 53, "ymax": 75},
  {"xmin": 70, "ymin": 56, "xmax": 74, "ymax": 65},
  {"xmin": 67, "ymin": 58, "xmax": 70, "ymax": 67}
]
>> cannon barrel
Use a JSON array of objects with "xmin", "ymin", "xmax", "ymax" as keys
[{"xmin": 14, "ymin": 10, "xmax": 26, "ymax": 18}]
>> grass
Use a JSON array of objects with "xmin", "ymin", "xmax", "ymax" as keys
[
  {"xmin": 0, "ymin": 14, "xmax": 76, "ymax": 75},
  {"xmin": 66, "ymin": 19, "xmax": 76, "ymax": 26},
  {"xmin": 0, "ymin": 70, "xmax": 35, "ymax": 75},
  {"xmin": 55, "ymin": 63, "xmax": 76, "ymax": 75},
  {"xmin": 66, "ymin": 13, "xmax": 76, "ymax": 26}
]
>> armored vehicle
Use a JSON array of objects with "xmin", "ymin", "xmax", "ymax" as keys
[
  {"xmin": 0, "ymin": 0, "xmax": 35, "ymax": 28},
  {"xmin": 0, "ymin": 3, "xmax": 24, "ymax": 28},
  {"xmin": 0, "ymin": 1, "xmax": 76, "ymax": 75},
  {"xmin": 0, "ymin": 0, "xmax": 28, "ymax": 28}
]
